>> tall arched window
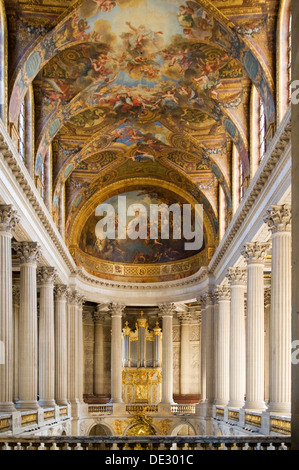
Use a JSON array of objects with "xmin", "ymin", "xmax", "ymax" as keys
[
  {"xmin": 259, "ymin": 97, "xmax": 266, "ymax": 162},
  {"xmin": 18, "ymin": 100, "xmax": 26, "ymax": 162},
  {"xmin": 277, "ymin": 0, "xmax": 291, "ymax": 123},
  {"xmin": 0, "ymin": 0, "xmax": 7, "ymax": 125}
]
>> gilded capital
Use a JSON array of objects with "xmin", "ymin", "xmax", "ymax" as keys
[
  {"xmin": 0, "ymin": 205, "xmax": 19, "ymax": 234},
  {"xmin": 13, "ymin": 241, "xmax": 41, "ymax": 265},
  {"xmin": 264, "ymin": 204, "xmax": 291, "ymax": 233},
  {"xmin": 241, "ymin": 242, "xmax": 270, "ymax": 265}
]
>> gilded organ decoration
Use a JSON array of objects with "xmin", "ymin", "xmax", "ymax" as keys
[{"xmin": 122, "ymin": 312, "xmax": 162, "ymax": 404}]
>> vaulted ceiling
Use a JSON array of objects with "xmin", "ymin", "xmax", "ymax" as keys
[{"xmin": 5, "ymin": 0, "xmax": 280, "ymax": 282}]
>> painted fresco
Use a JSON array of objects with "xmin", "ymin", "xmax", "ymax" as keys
[{"xmin": 79, "ymin": 188, "xmax": 205, "ymax": 264}]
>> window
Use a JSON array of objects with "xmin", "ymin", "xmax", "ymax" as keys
[
  {"xmin": 240, "ymin": 161, "xmax": 245, "ymax": 200},
  {"xmin": 259, "ymin": 97, "xmax": 266, "ymax": 161},
  {"xmin": 288, "ymin": 13, "xmax": 292, "ymax": 104},
  {"xmin": 18, "ymin": 100, "xmax": 26, "ymax": 162}
]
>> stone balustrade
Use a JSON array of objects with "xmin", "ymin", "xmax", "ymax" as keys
[{"xmin": 0, "ymin": 435, "xmax": 291, "ymax": 451}]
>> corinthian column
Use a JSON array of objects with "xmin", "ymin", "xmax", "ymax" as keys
[
  {"xmin": 94, "ymin": 308, "xmax": 106, "ymax": 397},
  {"xmin": 215, "ymin": 285, "xmax": 231, "ymax": 406},
  {"xmin": 0, "ymin": 205, "xmax": 19, "ymax": 412},
  {"xmin": 38, "ymin": 267, "xmax": 57, "ymax": 408},
  {"xmin": 14, "ymin": 241, "xmax": 41, "ymax": 410},
  {"xmin": 226, "ymin": 267, "xmax": 246, "ymax": 408},
  {"xmin": 242, "ymin": 241, "xmax": 270, "ymax": 411},
  {"xmin": 109, "ymin": 303, "xmax": 125, "ymax": 404},
  {"xmin": 178, "ymin": 311, "xmax": 192, "ymax": 396},
  {"xmin": 159, "ymin": 303, "xmax": 176, "ymax": 404},
  {"xmin": 200, "ymin": 292, "xmax": 216, "ymax": 406},
  {"xmin": 54, "ymin": 285, "xmax": 69, "ymax": 406},
  {"xmin": 68, "ymin": 291, "xmax": 86, "ymax": 405},
  {"xmin": 265, "ymin": 204, "xmax": 292, "ymax": 413}
]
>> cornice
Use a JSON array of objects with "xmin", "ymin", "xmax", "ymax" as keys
[
  {"xmin": 0, "ymin": 120, "xmax": 76, "ymax": 274},
  {"xmin": 208, "ymin": 106, "xmax": 291, "ymax": 275}
]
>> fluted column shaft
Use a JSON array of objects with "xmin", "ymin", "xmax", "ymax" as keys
[
  {"xmin": 227, "ymin": 267, "xmax": 246, "ymax": 408},
  {"xmin": 178, "ymin": 313, "xmax": 192, "ymax": 396},
  {"xmin": 200, "ymin": 303, "xmax": 207, "ymax": 403},
  {"xmin": 0, "ymin": 206, "xmax": 19, "ymax": 411},
  {"xmin": 215, "ymin": 286, "xmax": 231, "ymax": 406},
  {"xmin": 242, "ymin": 242, "xmax": 270, "ymax": 410},
  {"xmin": 68, "ymin": 291, "xmax": 86, "ymax": 404},
  {"xmin": 265, "ymin": 205, "xmax": 292, "ymax": 412},
  {"xmin": 201, "ymin": 293, "xmax": 216, "ymax": 405},
  {"xmin": 109, "ymin": 303, "xmax": 125, "ymax": 404},
  {"xmin": 54, "ymin": 285, "xmax": 69, "ymax": 406},
  {"xmin": 94, "ymin": 310, "xmax": 105, "ymax": 396},
  {"xmin": 12, "ymin": 286, "xmax": 20, "ymax": 403},
  {"xmin": 14, "ymin": 242, "xmax": 41, "ymax": 410},
  {"xmin": 160, "ymin": 304, "xmax": 176, "ymax": 404},
  {"xmin": 38, "ymin": 267, "xmax": 57, "ymax": 407}
]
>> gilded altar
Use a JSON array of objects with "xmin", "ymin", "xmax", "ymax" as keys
[{"xmin": 122, "ymin": 313, "xmax": 162, "ymax": 405}]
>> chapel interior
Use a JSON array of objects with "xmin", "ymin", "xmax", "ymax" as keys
[{"xmin": 0, "ymin": 0, "xmax": 298, "ymax": 450}]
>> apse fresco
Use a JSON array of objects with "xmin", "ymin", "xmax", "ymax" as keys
[{"xmin": 79, "ymin": 188, "xmax": 205, "ymax": 264}]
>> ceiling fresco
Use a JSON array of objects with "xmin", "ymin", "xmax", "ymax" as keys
[{"xmin": 5, "ymin": 0, "xmax": 280, "ymax": 282}]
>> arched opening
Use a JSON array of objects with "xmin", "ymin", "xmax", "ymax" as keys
[{"xmin": 89, "ymin": 424, "xmax": 111, "ymax": 436}]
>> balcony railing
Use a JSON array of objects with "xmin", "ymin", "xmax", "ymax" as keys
[{"xmin": 0, "ymin": 436, "xmax": 291, "ymax": 451}]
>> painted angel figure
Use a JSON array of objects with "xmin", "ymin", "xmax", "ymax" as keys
[
  {"xmin": 123, "ymin": 22, "xmax": 164, "ymax": 56},
  {"xmin": 92, "ymin": 0, "xmax": 117, "ymax": 12}
]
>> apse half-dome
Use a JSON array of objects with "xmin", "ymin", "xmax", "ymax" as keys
[{"xmin": 69, "ymin": 183, "xmax": 214, "ymax": 283}]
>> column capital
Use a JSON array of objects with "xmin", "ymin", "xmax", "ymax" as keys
[
  {"xmin": 37, "ymin": 266, "xmax": 58, "ymax": 285},
  {"xmin": 0, "ymin": 204, "xmax": 19, "ymax": 234},
  {"xmin": 93, "ymin": 311, "xmax": 107, "ymax": 323},
  {"xmin": 215, "ymin": 285, "xmax": 231, "ymax": 302},
  {"xmin": 159, "ymin": 303, "xmax": 176, "ymax": 317},
  {"xmin": 226, "ymin": 267, "xmax": 247, "ymax": 286},
  {"xmin": 241, "ymin": 241, "xmax": 270, "ymax": 265},
  {"xmin": 264, "ymin": 204, "xmax": 292, "ymax": 233},
  {"xmin": 12, "ymin": 285, "xmax": 20, "ymax": 304},
  {"xmin": 108, "ymin": 302, "xmax": 126, "ymax": 317},
  {"xmin": 54, "ymin": 284, "xmax": 69, "ymax": 300},
  {"xmin": 13, "ymin": 241, "xmax": 41, "ymax": 265},
  {"xmin": 177, "ymin": 311, "xmax": 192, "ymax": 323},
  {"xmin": 199, "ymin": 290, "xmax": 216, "ymax": 308}
]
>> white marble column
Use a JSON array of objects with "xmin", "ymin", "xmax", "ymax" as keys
[
  {"xmin": 199, "ymin": 297, "xmax": 207, "ymax": 403},
  {"xmin": 265, "ymin": 204, "xmax": 292, "ymax": 413},
  {"xmin": 109, "ymin": 303, "xmax": 125, "ymax": 404},
  {"xmin": 68, "ymin": 291, "xmax": 86, "ymax": 405},
  {"xmin": 12, "ymin": 286, "xmax": 20, "ymax": 403},
  {"xmin": 54, "ymin": 285, "xmax": 69, "ymax": 406},
  {"xmin": 94, "ymin": 308, "xmax": 106, "ymax": 397},
  {"xmin": 77, "ymin": 294, "xmax": 86, "ymax": 403},
  {"xmin": 38, "ymin": 267, "xmax": 57, "ymax": 408},
  {"xmin": 226, "ymin": 267, "xmax": 246, "ymax": 408},
  {"xmin": 14, "ymin": 241, "xmax": 41, "ymax": 410},
  {"xmin": 242, "ymin": 241, "xmax": 270, "ymax": 411},
  {"xmin": 160, "ymin": 303, "xmax": 176, "ymax": 404},
  {"xmin": 0, "ymin": 205, "xmax": 19, "ymax": 411},
  {"xmin": 215, "ymin": 285, "xmax": 231, "ymax": 406},
  {"xmin": 201, "ymin": 292, "xmax": 216, "ymax": 406},
  {"xmin": 178, "ymin": 312, "xmax": 192, "ymax": 396}
]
